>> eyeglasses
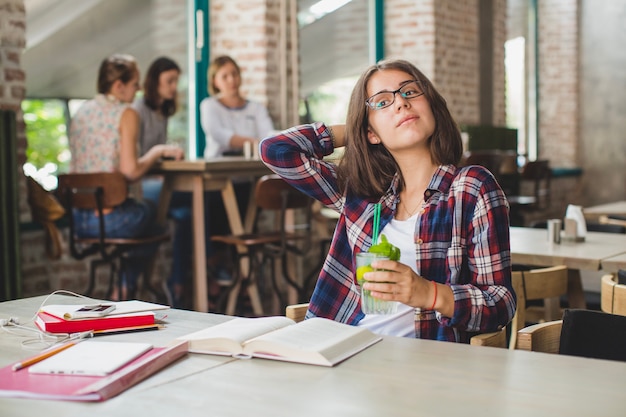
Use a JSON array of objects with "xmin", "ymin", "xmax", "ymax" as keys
[{"xmin": 365, "ymin": 80, "xmax": 424, "ymax": 111}]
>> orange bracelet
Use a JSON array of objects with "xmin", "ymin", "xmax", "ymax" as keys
[{"xmin": 430, "ymin": 281, "xmax": 438, "ymax": 310}]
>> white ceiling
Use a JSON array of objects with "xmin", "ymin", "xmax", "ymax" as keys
[
  {"xmin": 23, "ymin": 0, "xmax": 155, "ymax": 98},
  {"xmin": 22, "ymin": 0, "xmax": 370, "ymax": 99}
]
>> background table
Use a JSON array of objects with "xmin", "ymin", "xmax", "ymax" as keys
[
  {"xmin": 583, "ymin": 200, "xmax": 626, "ymax": 222},
  {"xmin": 601, "ymin": 253, "xmax": 626, "ymax": 272},
  {"xmin": 152, "ymin": 158, "xmax": 271, "ymax": 312},
  {"xmin": 2, "ymin": 295, "xmax": 626, "ymax": 417},
  {"xmin": 510, "ymin": 227, "xmax": 626, "ymax": 308}
]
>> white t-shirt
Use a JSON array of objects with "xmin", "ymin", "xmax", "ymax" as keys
[
  {"xmin": 358, "ymin": 213, "xmax": 418, "ymax": 337},
  {"xmin": 199, "ymin": 97, "xmax": 274, "ymax": 158}
]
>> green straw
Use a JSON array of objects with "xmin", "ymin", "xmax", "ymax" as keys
[{"xmin": 372, "ymin": 203, "xmax": 381, "ymax": 245}]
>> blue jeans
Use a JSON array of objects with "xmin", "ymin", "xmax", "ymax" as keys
[{"xmin": 73, "ymin": 198, "xmax": 162, "ymax": 290}]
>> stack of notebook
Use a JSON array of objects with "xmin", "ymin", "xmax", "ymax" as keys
[{"xmin": 35, "ymin": 300, "xmax": 169, "ymax": 334}]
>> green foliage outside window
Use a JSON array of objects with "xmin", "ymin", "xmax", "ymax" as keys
[{"xmin": 22, "ymin": 99, "xmax": 71, "ymax": 189}]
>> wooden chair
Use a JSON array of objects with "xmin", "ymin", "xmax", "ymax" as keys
[
  {"xmin": 518, "ymin": 309, "xmax": 626, "ymax": 361},
  {"xmin": 517, "ymin": 320, "xmax": 563, "ymax": 354},
  {"xmin": 472, "ymin": 265, "xmax": 568, "ymax": 349},
  {"xmin": 507, "ymin": 160, "xmax": 552, "ymax": 226},
  {"xmin": 57, "ymin": 172, "xmax": 169, "ymax": 301},
  {"xmin": 601, "ymin": 273, "xmax": 626, "ymax": 315},
  {"xmin": 212, "ymin": 174, "xmax": 314, "ymax": 315},
  {"xmin": 285, "ymin": 303, "xmax": 309, "ymax": 323}
]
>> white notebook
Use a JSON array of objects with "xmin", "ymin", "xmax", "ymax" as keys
[{"xmin": 28, "ymin": 341, "xmax": 153, "ymax": 376}]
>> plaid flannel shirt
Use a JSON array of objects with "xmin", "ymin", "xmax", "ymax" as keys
[{"xmin": 260, "ymin": 122, "xmax": 516, "ymax": 343}]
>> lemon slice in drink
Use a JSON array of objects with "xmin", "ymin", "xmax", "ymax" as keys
[{"xmin": 356, "ymin": 265, "xmax": 374, "ymax": 285}]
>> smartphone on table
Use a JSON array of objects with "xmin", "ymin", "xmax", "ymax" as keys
[{"xmin": 66, "ymin": 304, "xmax": 116, "ymax": 319}]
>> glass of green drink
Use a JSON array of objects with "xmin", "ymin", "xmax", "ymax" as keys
[{"xmin": 356, "ymin": 252, "xmax": 398, "ymax": 315}]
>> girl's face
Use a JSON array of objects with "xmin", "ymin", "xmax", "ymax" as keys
[
  {"xmin": 365, "ymin": 69, "xmax": 435, "ymax": 152},
  {"xmin": 117, "ymin": 71, "xmax": 140, "ymax": 103},
  {"xmin": 157, "ymin": 69, "xmax": 180, "ymax": 101},
  {"xmin": 213, "ymin": 62, "xmax": 241, "ymax": 96}
]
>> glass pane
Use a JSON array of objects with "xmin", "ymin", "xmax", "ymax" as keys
[
  {"xmin": 22, "ymin": 99, "xmax": 69, "ymax": 190},
  {"xmin": 299, "ymin": 0, "xmax": 372, "ymax": 122}
]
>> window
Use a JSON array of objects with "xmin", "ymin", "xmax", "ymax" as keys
[{"xmin": 22, "ymin": 98, "xmax": 85, "ymax": 190}]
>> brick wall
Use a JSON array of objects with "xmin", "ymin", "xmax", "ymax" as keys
[
  {"xmin": 434, "ymin": 0, "xmax": 481, "ymax": 124},
  {"xmin": 209, "ymin": 0, "xmax": 297, "ymax": 129},
  {"xmin": 0, "ymin": 0, "xmax": 27, "ymax": 215},
  {"xmin": 384, "ymin": 0, "xmax": 506, "ymax": 127},
  {"xmin": 492, "ymin": 0, "xmax": 507, "ymax": 126},
  {"xmin": 385, "ymin": 0, "xmax": 436, "ymax": 79},
  {"xmin": 537, "ymin": 0, "xmax": 579, "ymax": 168}
]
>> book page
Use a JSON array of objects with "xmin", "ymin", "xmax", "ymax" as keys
[
  {"xmin": 242, "ymin": 318, "xmax": 382, "ymax": 367},
  {"xmin": 28, "ymin": 341, "xmax": 153, "ymax": 376},
  {"xmin": 177, "ymin": 316, "xmax": 295, "ymax": 355}
]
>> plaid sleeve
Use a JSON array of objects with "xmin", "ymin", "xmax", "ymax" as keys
[
  {"xmin": 443, "ymin": 167, "xmax": 516, "ymax": 333},
  {"xmin": 259, "ymin": 122, "xmax": 343, "ymax": 211}
]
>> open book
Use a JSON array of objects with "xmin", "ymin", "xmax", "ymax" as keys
[{"xmin": 177, "ymin": 316, "xmax": 382, "ymax": 367}]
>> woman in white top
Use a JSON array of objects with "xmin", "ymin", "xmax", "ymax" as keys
[{"xmin": 200, "ymin": 55, "xmax": 274, "ymax": 158}]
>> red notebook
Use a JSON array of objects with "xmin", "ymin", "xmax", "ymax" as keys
[
  {"xmin": 35, "ymin": 311, "xmax": 155, "ymax": 334},
  {"xmin": 0, "ymin": 341, "xmax": 188, "ymax": 402}
]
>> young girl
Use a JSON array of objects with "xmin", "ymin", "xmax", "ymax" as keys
[{"xmin": 260, "ymin": 59, "xmax": 515, "ymax": 342}]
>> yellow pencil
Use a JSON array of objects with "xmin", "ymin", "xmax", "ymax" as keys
[
  {"xmin": 12, "ymin": 340, "xmax": 77, "ymax": 371},
  {"xmin": 92, "ymin": 323, "xmax": 163, "ymax": 336}
]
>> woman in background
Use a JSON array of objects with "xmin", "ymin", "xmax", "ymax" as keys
[
  {"xmin": 69, "ymin": 53, "xmax": 184, "ymax": 299},
  {"xmin": 133, "ymin": 56, "xmax": 180, "ymax": 156},
  {"xmin": 199, "ymin": 56, "xmax": 275, "ymax": 288},
  {"xmin": 200, "ymin": 55, "xmax": 274, "ymax": 158},
  {"xmin": 132, "ymin": 56, "xmax": 198, "ymax": 307}
]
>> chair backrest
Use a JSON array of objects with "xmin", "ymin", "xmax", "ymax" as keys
[
  {"xmin": 57, "ymin": 172, "xmax": 128, "ymax": 210},
  {"xmin": 254, "ymin": 174, "xmax": 313, "ymax": 250},
  {"xmin": 285, "ymin": 303, "xmax": 309, "ymax": 323},
  {"xmin": 558, "ymin": 309, "xmax": 626, "ymax": 361},
  {"xmin": 586, "ymin": 222, "xmax": 626, "ymax": 234},
  {"xmin": 255, "ymin": 175, "xmax": 310, "ymax": 211},
  {"xmin": 470, "ymin": 265, "xmax": 567, "ymax": 349},
  {"xmin": 517, "ymin": 320, "xmax": 563, "ymax": 354},
  {"xmin": 520, "ymin": 160, "xmax": 551, "ymax": 210},
  {"xmin": 56, "ymin": 172, "xmax": 131, "ymax": 260},
  {"xmin": 518, "ymin": 309, "xmax": 626, "ymax": 361},
  {"xmin": 601, "ymin": 273, "xmax": 626, "ymax": 315},
  {"xmin": 508, "ymin": 265, "xmax": 568, "ymax": 348}
]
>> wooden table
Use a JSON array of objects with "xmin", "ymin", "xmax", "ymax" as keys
[
  {"xmin": 602, "ymin": 253, "xmax": 626, "ymax": 272},
  {"xmin": 2, "ymin": 295, "xmax": 626, "ymax": 417},
  {"xmin": 583, "ymin": 200, "xmax": 626, "ymax": 222},
  {"xmin": 152, "ymin": 158, "xmax": 271, "ymax": 312},
  {"xmin": 510, "ymin": 227, "xmax": 626, "ymax": 308}
]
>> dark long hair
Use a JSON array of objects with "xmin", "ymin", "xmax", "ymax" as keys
[
  {"xmin": 97, "ymin": 54, "xmax": 138, "ymax": 94},
  {"xmin": 143, "ymin": 56, "xmax": 180, "ymax": 117},
  {"xmin": 337, "ymin": 59, "xmax": 462, "ymax": 198}
]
